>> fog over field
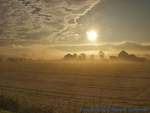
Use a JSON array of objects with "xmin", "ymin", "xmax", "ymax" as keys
[{"xmin": 0, "ymin": 0, "xmax": 150, "ymax": 113}]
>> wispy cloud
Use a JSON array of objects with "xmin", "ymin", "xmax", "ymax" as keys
[{"xmin": 0, "ymin": 0, "xmax": 101, "ymax": 46}]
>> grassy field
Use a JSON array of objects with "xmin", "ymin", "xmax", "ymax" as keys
[{"xmin": 0, "ymin": 60, "xmax": 150, "ymax": 112}]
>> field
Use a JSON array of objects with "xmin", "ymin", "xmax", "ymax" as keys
[{"xmin": 0, "ymin": 60, "xmax": 150, "ymax": 112}]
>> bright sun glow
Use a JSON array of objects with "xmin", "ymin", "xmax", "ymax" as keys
[{"xmin": 86, "ymin": 31, "xmax": 97, "ymax": 42}]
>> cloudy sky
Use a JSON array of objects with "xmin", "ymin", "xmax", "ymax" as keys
[{"xmin": 0, "ymin": 0, "xmax": 150, "ymax": 59}]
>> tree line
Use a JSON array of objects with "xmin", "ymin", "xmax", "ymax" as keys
[
  {"xmin": 63, "ymin": 51, "xmax": 105, "ymax": 60},
  {"xmin": 63, "ymin": 50, "xmax": 147, "ymax": 62}
]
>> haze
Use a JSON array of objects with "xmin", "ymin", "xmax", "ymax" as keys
[{"xmin": 0, "ymin": 0, "xmax": 150, "ymax": 59}]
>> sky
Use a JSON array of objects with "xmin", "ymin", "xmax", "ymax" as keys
[
  {"xmin": 80, "ymin": 0, "xmax": 150, "ymax": 43},
  {"xmin": 0, "ymin": 0, "xmax": 150, "ymax": 59}
]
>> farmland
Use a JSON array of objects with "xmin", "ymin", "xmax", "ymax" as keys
[{"xmin": 0, "ymin": 60, "xmax": 150, "ymax": 112}]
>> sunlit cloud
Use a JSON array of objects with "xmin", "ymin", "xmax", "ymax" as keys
[{"xmin": 0, "ymin": 0, "xmax": 101, "ymax": 46}]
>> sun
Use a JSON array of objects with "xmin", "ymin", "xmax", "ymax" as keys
[{"xmin": 86, "ymin": 31, "xmax": 97, "ymax": 42}]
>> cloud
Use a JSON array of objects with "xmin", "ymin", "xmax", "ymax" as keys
[
  {"xmin": 52, "ymin": 42, "xmax": 150, "ymax": 53},
  {"xmin": 0, "ymin": 0, "xmax": 101, "ymax": 46}
]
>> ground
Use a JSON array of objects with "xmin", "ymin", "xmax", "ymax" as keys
[{"xmin": 0, "ymin": 60, "xmax": 150, "ymax": 112}]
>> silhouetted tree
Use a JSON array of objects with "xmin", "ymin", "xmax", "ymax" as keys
[
  {"xmin": 6, "ymin": 57, "xmax": 26, "ymax": 62},
  {"xmin": 63, "ymin": 53, "xmax": 73, "ymax": 60},
  {"xmin": 109, "ymin": 56, "xmax": 118, "ymax": 60},
  {"xmin": 7, "ymin": 57, "xmax": 18, "ymax": 62},
  {"xmin": 99, "ymin": 51, "xmax": 105, "ymax": 59},
  {"xmin": 78, "ymin": 53, "xmax": 86, "ymax": 60},
  {"xmin": 118, "ymin": 51, "xmax": 129, "ymax": 59},
  {"xmin": 118, "ymin": 51, "xmax": 146, "ymax": 62},
  {"xmin": 72, "ymin": 53, "xmax": 77, "ymax": 59},
  {"xmin": 63, "ymin": 53, "xmax": 78, "ymax": 60}
]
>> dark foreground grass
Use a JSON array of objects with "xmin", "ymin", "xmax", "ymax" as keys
[
  {"xmin": 0, "ymin": 95, "xmax": 149, "ymax": 113},
  {"xmin": 0, "ymin": 110, "xmax": 13, "ymax": 113},
  {"xmin": 0, "ymin": 95, "xmax": 53, "ymax": 113}
]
